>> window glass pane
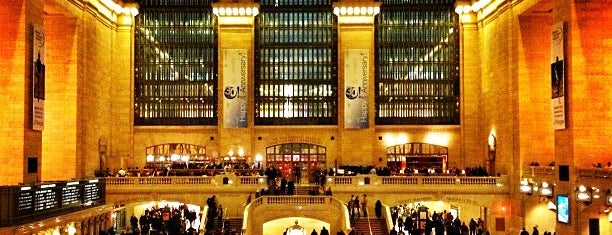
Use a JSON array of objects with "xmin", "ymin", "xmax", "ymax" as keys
[
  {"xmin": 255, "ymin": 1, "xmax": 338, "ymax": 125},
  {"xmin": 134, "ymin": 0, "xmax": 217, "ymax": 125},
  {"xmin": 375, "ymin": 0, "xmax": 459, "ymax": 125}
]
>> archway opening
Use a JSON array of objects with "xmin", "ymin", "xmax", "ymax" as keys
[
  {"xmin": 388, "ymin": 200, "xmax": 485, "ymax": 234},
  {"xmin": 386, "ymin": 142, "xmax": 448, "ymax": 173},
  {"xmin": 263, "ymin": 217, "xmax": 330, "ymax": 235},
  {"xmin": 265, "ymin": 143, "xmax": 327, "ymax": 184},
  {"xmin": 115, "ymin": 201, "xmax": 203, "ymax": 234}
]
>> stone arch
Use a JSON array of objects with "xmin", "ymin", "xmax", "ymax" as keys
[
  {"xmin": 145, "ymin": 143, "xmax": 208, "ymax": 169},
  {"xmin": 265, "ymin": 142, "xmax": 327, "ymax": 183},
  {"xmin": 386, "ymin": 142, "xmax": 449, "ymax": 172}
]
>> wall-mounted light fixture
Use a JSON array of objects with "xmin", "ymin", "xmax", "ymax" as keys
[
  {"xmin": 606, "ymin": 189, "xmax": 612, "ymax": 206},
  {"xmin": 488, "ymin": 133, "xmax": 496, "ymax": 152},
  {"xmin": 539, "ymin": 181, "xmax": 554, "ymax": 198},
  {"xmin": 520, "ymin": 178, "xmax": 533, "ymax": 195},
  {"xmin": 576, "ymin": 185, "xmax": 593, "ymax": 204}
]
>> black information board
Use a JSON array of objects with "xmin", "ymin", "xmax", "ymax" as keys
[
  {"xmin": 34, "ymin": 188, "xmax": 58, "ymax": 212},
  {"xmin": 84, "ymin": 183, "xmax": 100, "ymax": 203},
  {"xmin": 17, "ymin": 190, "xmax": 33, "ymax": 212},
  {"xmin": 62, "ymin": 185, "xmax": 81, "ymax": 206}
]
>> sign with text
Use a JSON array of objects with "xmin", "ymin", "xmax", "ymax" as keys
[
  {"xmin": 551, "ymin": 22, "xmax": 566, "ymax": 130},
  {"xmin": 344, "ymin": 49, "xmax": 369, "ymax": 129},
  {"xmin": 222, "ymin": 49, "xmax": 248, "ymax": 128},
  {"xmin": 33, "ymin": 26, "xmax": 45, "ymax": 131}
]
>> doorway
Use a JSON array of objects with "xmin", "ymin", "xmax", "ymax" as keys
[{"xmin": 265, "ymin": 143, "xmax": 326, "ymax": 184}]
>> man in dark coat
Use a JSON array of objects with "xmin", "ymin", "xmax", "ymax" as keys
[{"xmin": 320, "ymin": 226, "xmax": 330, "ymax": 235}]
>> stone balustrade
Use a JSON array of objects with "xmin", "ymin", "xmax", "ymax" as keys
[{"xmin": 242, "ymin": 196, "xmax": 351, "ymax": 235}]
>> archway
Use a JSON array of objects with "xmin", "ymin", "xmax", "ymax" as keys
[
  {"xmin": 114, "ymin": 200, "xmax": 204, "ymax": 234},
  {"xmin": 265, "ymin": 143, "xmax": 327, "ymax": 184},
  {"xmin": 145, "ymin": 143, "xmax": 208, "ymax": 170},
  {"xmin": 386, "ymin": 142, "xmax": 448, "ymax": 173},
  {"xmin": 388, "ymin": 196, "xmax": 492, "ymax": 234},
  {"xmin": 263, "ymin": 217, "xmax": 330, "ymax": 235}
]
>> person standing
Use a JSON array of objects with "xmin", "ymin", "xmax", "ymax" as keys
[
  {"xmin": 287, "ymin": 180, "xmax": 295, "ymax": 195},
  {"xmin": 520, "ymin": 227, "xmax": 529, "ymax": 235},
  {"xmin": 348, "ymin": 195, "xmax": 355, "ymax": 218},
  {"xmin": 375, "ymin": 200, "xmax": 382, "ymax": 220},
  {"xmin": 361, "ymin": 194, "xmax": 368, "ymax": 217},
  {"xmin": 311, "ymin": 229, "xmax": 318, "ymax": 235},
  {"xmin": 320, "ymin": 226, "xmax": 330, "ymax": 235},
  {"xmin": 532, "ymin": 226, "xmax": 539, "ymax": 235}
]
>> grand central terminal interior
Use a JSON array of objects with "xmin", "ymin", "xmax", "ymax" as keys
[{"xmin": 0, "ymin": 0, "xmax": 611, "ymax": 234}]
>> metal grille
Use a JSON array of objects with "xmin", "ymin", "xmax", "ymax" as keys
[
  {"xmin": 375, "ymin": 2, "xmax": 460, "ymax": 125},
  {"xmin": 255, "ymin": 4, "xmax": 338, "ymax": 125},
  {"xmin": 134, "ymin": 0, "xmax": 218, "ymax": 125}
]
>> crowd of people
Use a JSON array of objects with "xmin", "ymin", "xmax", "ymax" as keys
[
  {"xmin": 388, "ymin": 205, "xmax": 488, "ymax": 235},
  {"xmin": 331, "ymin": 165, "xmax": 490, "ymax": 177},
  {"xmin": 520, "ymin": 226, "xmax": 555, "ymax": 235},
  {"xmin": 116, "ymin": 204, "xmax": 200, "ymax": 235}
]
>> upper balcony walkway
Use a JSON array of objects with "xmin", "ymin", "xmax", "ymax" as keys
[{"xmin": 104, "ymin": 173, "xmax": 510, "ymax": 208}]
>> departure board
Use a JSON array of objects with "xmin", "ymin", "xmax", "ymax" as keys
[
  {"xmin": 17, "ymin": 190, "xmax": 33, "ymax": 212},
  {"xmin": 84, "ymin": 183, "xmax": 100, "ymax": 202},
  {"xmin": 61, "ymin": 184, "xmax": 81, "ymax": 206},
  {"xmin": 34, "ymin": 188, "xmax": 58, "ymax": 211}
]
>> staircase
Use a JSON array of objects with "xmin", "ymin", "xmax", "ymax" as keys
[
  {"xmin": 294, "ymin": 185, "xmax": 320, "ymax": 195},
  {"xmin": 206, "ymin": 217, "xmax": 243, "ymax": 235},
  {"xmin": 351, "ymin": 217, "xmax": 388, "ymax": 235}
]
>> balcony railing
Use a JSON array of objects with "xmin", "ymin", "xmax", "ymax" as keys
[
  {"xmin": 105, "ymin": 174, "xmax": 267, "ymax": 188},
  {"xmin": 325, "ymin": 174, "xmax": 508, "ymax": 194},
  {"xmin": 105, "ymin": 174, "xmax": 508, "ymax": 195},
  {"xmin": 577, "ymin": 168, "xmax": 612, "ymax": 179}
]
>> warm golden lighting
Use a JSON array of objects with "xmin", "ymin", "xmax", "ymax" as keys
[
  {"xmin": 425, "ymin": 132, "xmax": 450, "ymax": 146},
  {"xmin": 519, "ymin": 179, "xmax": 532, "ymax": 194},
  {"xmin": 333, "ymin": 6, "xmax": 380, "ymax": 16},
  {"xmin": 213, "ymin": 7, "xmax": 259, "ymax": 16},
  {"xmin": 488, "ymin": 133, "xmax": 496, "ymax": 151}
]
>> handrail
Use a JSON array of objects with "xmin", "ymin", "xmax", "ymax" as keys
[
  {"xmin": 327, "ymin": 175, "xmax": 505, "ymax": 186},
  {"xmin": 200, "ymin": 206, "xmax": 209, "ymax": 234},
  {"xmin": 365, "ymin": 207, "xmax": 372, "ymax": 235},
  {"xmin": 105, "ymin": 175, "xmax": 267, "ymax": 188}
]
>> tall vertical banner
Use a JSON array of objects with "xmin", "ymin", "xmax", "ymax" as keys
[
  {"xmin": 33, "ymin": 26, "xmax": 46, "ymax": 131},
  {"xmin": 551, "ymin": 22, "xmax": 566, "ymax": 130},
  {"xmin": 222, "ymin": 49, "xmax": 248, "ymax": 128},
  {"xmin": 344, "ymin": 49, "xmax": 369, "ymax": 129}
]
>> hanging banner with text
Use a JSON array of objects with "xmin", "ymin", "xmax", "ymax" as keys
[
  {"xmin": 551, "ymin": 22, "xmax": 566, "ymax": 130},
  {"xmin": 222, "ymin": 49, "xmax": 248, "ymax": 128},
  {"xmin": 344, "ymin": 49, "xmax": 369, "ymax": 129},
  {"xmin": 33, "ymin": 26, "xmax": 46, "ymax": 131}
]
